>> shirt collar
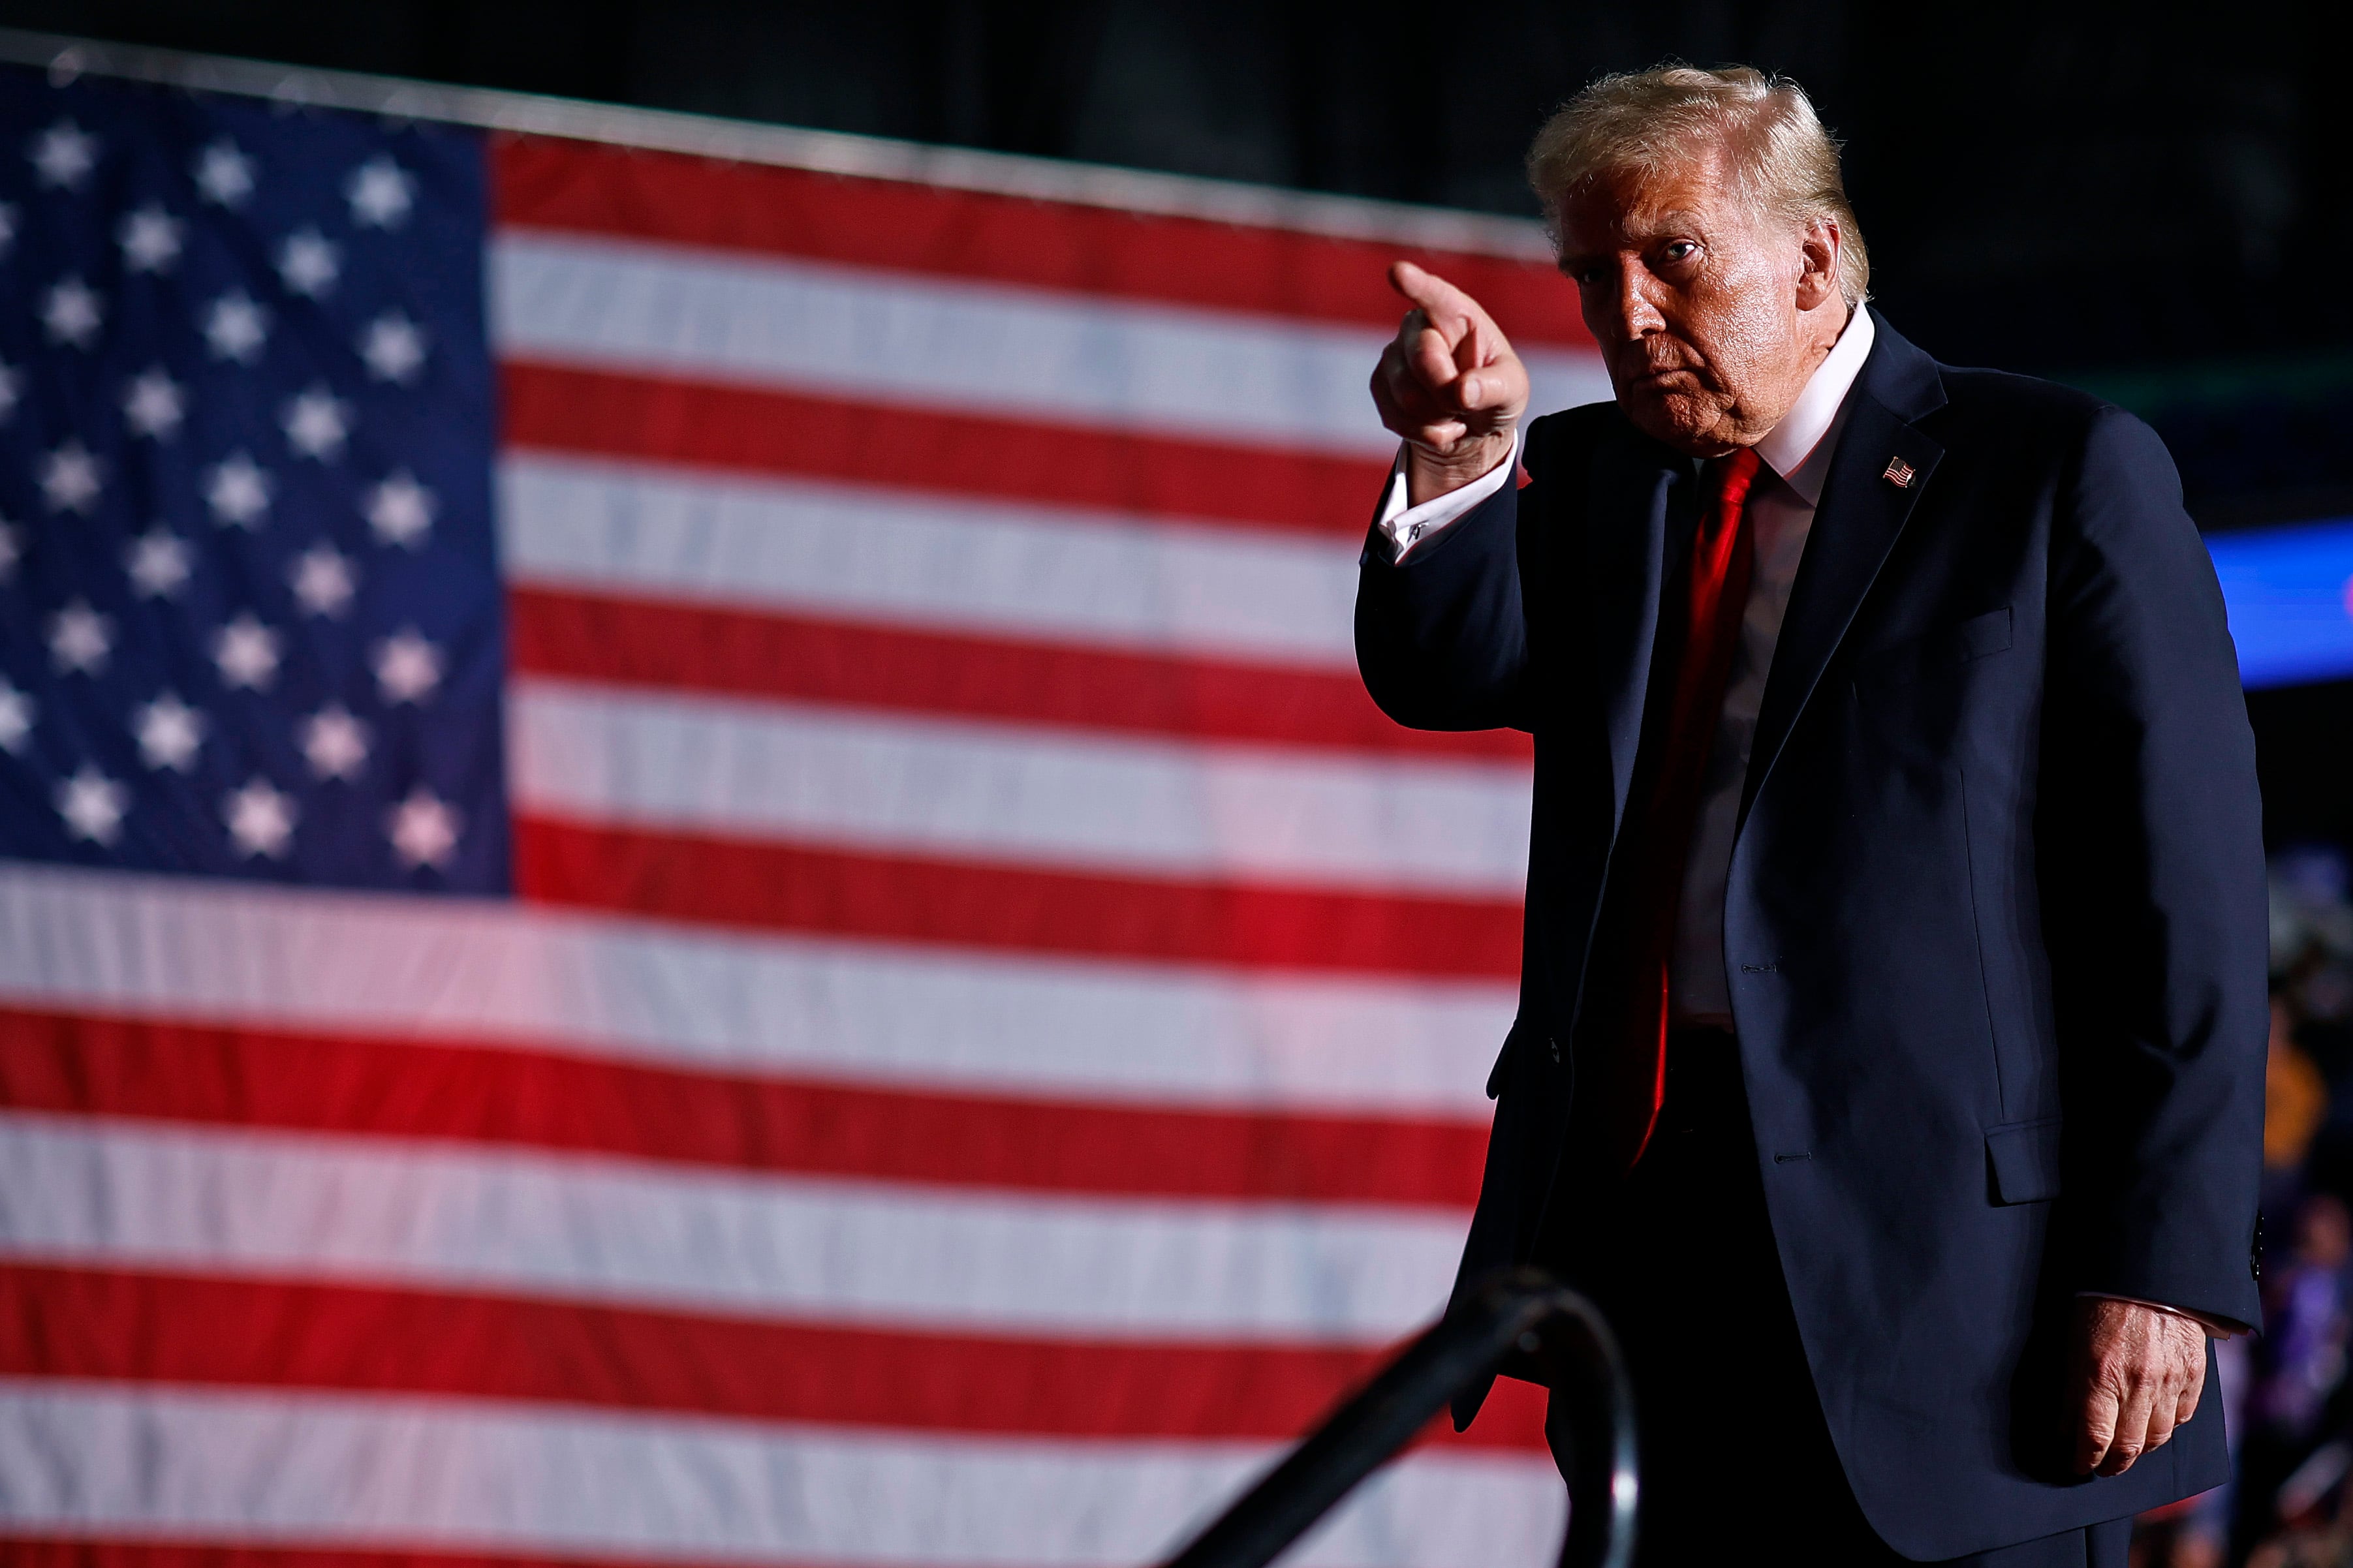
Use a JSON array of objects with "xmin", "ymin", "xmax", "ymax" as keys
[{"xmin": 1752, "ymin": 304, "xmax": 1875, "ymax": 507}]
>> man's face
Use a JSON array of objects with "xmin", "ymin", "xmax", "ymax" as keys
[{"xmin": 1556, "ymin": 153, "xmax": 1839, "ymax": 456}]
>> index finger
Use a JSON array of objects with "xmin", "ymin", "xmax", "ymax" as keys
[{"xmin": 1389, "ymin": 261, "xmax": 1491, "ymax": 345}]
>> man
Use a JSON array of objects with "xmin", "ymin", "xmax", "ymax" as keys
[{"xmin": 1356, "ymin": 66, "xmax": 2266, "ymax": 1565}]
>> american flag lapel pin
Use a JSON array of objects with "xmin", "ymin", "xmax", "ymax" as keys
[{"xmin": 1882, "ymin": 455, "xmax": 1916, "ymax": 489}]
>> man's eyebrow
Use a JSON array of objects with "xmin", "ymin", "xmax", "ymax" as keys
[
  {"xmin": 1560, "ymin": 208, "xmax": 1711, "ymax": 257},
  {"xmin": 1623, "ymin": 208, "xmax": 1708, "ymax": 236},
  {"xmin": 1555, "ymin": 200, "xmax": 1716, "ymax": 270}
]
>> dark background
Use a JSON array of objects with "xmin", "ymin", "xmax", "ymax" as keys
[{"xmin": 5, "ymin": 0, "xmax": 2349, "ymax": 838}]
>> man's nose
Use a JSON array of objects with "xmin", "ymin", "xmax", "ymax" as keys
[{"xmin": 1594, "ymin": 268, "xmax": 1665, "ymax": 340}]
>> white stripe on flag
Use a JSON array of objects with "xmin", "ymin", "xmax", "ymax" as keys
[
  {"xmin": 499, "ymin": 455, "xmax": 1365, "ymax": 666},
  {"xmin": 0, "ymin": 1115, "xmax": 1463, "ymax": 1339},
  {"xmin": 490, "ymin": 232, "xmax": 1612, "ymax": 456},
  {"xmin": 0, "ymin": 864, "xmax": 1511, "ymax": 1113},
  {"xmin": 510, "ymin": 679, "xmax": 1533, "ymax": 894},
  {"xmin": 0, "ymin": 1380, "xmax": 1565, "ymax": 1568}
]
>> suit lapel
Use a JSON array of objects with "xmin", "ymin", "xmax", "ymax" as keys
[
  {"xmin": 1584, "ymin": 423, "xmax": 1690, "ymax": 833},
  {"xmin": 1739, "ymin": 317, "xmax": 1947, "ymax": 825}
]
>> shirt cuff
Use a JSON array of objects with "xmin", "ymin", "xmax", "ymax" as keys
[
  {"xmin": 1375, "ymin": 431, "xmax": 1523, "ymax": 562},
  {"xmin": 2076, "ymin": 1291, "xmax": 2248, "ymax": 1340}
]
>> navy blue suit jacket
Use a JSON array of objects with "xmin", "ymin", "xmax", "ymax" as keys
[{"xmin": 1355, "ymin": 313, "xmax": 2267, "ymax": 1558}]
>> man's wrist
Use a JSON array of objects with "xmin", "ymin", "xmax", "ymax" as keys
[
  {"xmin": 1404, "ymin": 430, "xmax": 1518, "ymax": 507},
  {"xmin": 1377, "ymin": 428, "xmax": 1525, "ymax": 562},
  {"xmin": 2076, "ymin": 1291, "xmax": 2247, "ymax": 1340}
]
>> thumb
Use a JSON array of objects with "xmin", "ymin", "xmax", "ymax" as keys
[{"xmin": 1454, "ymin": 348, "xmax": 1527, "ymax": 414}]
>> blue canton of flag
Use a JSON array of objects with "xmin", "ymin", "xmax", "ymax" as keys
[{"xmin": 0, "ymin": 65, "xmax": 505, "ymax": 893}]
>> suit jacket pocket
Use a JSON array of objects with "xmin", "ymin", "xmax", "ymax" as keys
[
  {"xmin": 1856, "ymin": 605, "xmax": 2016, "ymax": 691},
  {"xmin": 1985, "ymin": 1116, "xmax": 2063, "ymax": 1204}
]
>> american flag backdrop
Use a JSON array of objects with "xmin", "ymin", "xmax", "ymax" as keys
[{"xmin": 0, "ymin": 49, "xmax": 1617, "ymax": 1568}]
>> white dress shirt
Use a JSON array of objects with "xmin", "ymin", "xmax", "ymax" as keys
[{"xmin": 1376, "ymin": 307, "xmax": 1878, "ymax": 1026}]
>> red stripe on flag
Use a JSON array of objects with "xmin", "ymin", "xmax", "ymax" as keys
[
  {"xmin": 490, "ymin": 134, "xmax": 1589, "ymax": 348},
  {"xmin": 499, "ymin": 361, "xmax": 1388, "ymax": 538},
  {"xmin": 0, "ymin": 1263, "xmax": 1550, "ymax": 1451},
  {"xmin": 0, "ymin": 1007, "xmax": 1487, "ymax": 1208},
  {"xmin": 513, "ymin": 816, "xmax": 1524, "ymax": 979},
  {"xmin": 506, "ymin": 586, "xmax": 1533, "ymax": 763}
]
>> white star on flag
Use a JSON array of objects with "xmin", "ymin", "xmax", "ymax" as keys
[
  {"xmin": 41, "ymin": 277, "xmax": 102, "ymax": 348},
  {"xmin": 29, "ymin": 120, "xmax": 97, "ymax": 190},
  {"xmin": 366, "ymin": 470, "xmax": 436, "ymax": 547},
  {"xmin": 203, "ymin": 291, "xmax": 270, "ymax": 363},
  {"xmin": 132, "ymin": 692, "xmax": 207, "ymax": 773},
  {"xmin": 289, "ymin": 543, "xmax": 358, "ymax": 618},
  {"xmin": 122, "ymin": 367, "xmax": 186, "ymax": 440},
  {"xmin": 117, "ymin": 205, "xmax": 184, "ymax": 273},
  {"xmin": 224, "ymin": 777, "xmax": 297, "ymax": 859},
  {"xmin": 39, "ymin": 442, "xmax": 102, "ymax": 514},
  {"xmin": 204, "ymin": 452, "xmax": 273, "ymax": 529},
  {"xmin": 358, "ymin": 311, "xmax": 427, "ymax": 384},
  {"xmin": 193, "ymin": 139, "xmax": 254, "ymax": 207},
  {"xmin": 388, "ymin": 786, "xmax": 462, "ymax": 870},
  {"xmin": 373, "ymin": 629, "xmax": 442, "ymax": 704},
  {"xmin": 281, "ymin": 387, "xmax": 351, "ymax": 461},
  {"xmin": 0, "ymin": 677, "xmax": 34, "ymax": 754},
  {"xmin": 56, "ymin": 766, "xmax": 127, "ymax": 846},
  {"xmin": 0, "ymin": 520, "xmax": 19, "ymax": 583},
  {"xmin": 211, "ymin": 613, "xmax": 282, "ymax": 690},
  {"xmin": 346, "ymin": 156, "xmax": 415, "ymax": 228},
  {"xmin": 299, "ymin": 703, "xmax": 370, "ymax": 782},
  {"xmin": 125, "ymin": 528, "xmax": 193, "ymax": 599},
  {"xmin": 0, "ymin": 360, "xmax": 20, "ymax": 423},
  {"xmin": 275, "ymin": 228, "xmax": 340, "ymax": 298},
  {"xmin": 48, "ymin": 600, "xmax": 114, "ymax": 676}
]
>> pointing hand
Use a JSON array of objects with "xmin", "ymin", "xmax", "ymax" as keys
[{"xmin": 1369, "ymin": 260, "xmax": 1530, "ymax": 505}]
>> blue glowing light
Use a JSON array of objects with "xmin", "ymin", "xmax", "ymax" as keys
[{"xmin": 2207, "ymin": 519, "xmax": 2353, "ymax": 690}]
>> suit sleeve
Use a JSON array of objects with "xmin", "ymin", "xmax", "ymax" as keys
[
  {"xmin": 2042, "ymin": 406, "xmax": 2267, "ymax": 1330},
  {"xmin": 1352, "ymin": 440, "xmax": 1538, "ymax": 733}
]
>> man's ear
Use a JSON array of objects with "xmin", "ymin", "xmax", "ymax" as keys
[{"xmin": 1795, "ymin": 217, "xmax": 1842, "ymax": 311}]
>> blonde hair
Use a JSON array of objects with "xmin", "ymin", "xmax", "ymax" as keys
[{"xmin": 1526, "ymin": 64, "xmax": 1870, "ymax": 307}]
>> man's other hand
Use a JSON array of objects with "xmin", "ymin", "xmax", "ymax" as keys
[
  {"xmin": 2069, "ymin": 1297, "xmax": 2207, "ymax": 1477},
  {"xmin": 1371, "ymin": 261, "xmax": 1529, "ymax": 506}
]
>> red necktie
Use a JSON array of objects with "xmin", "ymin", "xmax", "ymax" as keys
[{"xmin": 1612, "ymin": 446, "xmax": 1762, "ymax": 1169}]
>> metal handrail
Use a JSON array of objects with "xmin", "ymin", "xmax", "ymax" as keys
[{"xmin": 1155, "ymin": 1268, "xmax": 1638, "ymax": 1568}]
